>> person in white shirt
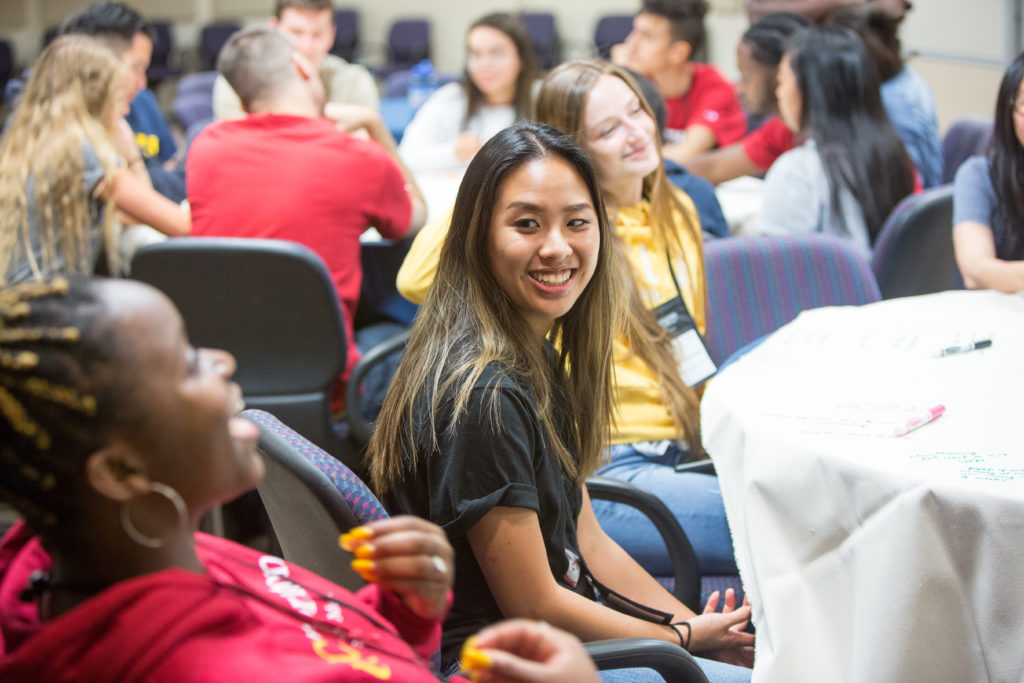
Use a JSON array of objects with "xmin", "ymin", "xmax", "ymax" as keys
[{"xmin": 398, "ymin": 13, "xmax": 537, "ymax": 171}]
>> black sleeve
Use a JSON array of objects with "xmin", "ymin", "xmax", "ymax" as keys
[{"xmin": 422, "ymin": 381, "xmax": 544, "ymax": 539}]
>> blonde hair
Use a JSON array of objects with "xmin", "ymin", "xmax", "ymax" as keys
[
  {"xmin": 0, "ymin": 35, "xmax": 123, "ymax": 285},
  {"xmin": 535, "ymin": 59, "xmax": 705, "ymax": 454},
  {"xmin": 369, "ymin": 122, "xmax": 623, "ymax": 493}
]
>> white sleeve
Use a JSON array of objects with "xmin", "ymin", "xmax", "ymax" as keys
[{"xmin": 397, "ymin": 83, "xmax": 467, "ymax": 171}]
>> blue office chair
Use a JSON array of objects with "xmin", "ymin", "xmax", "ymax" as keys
[
  {"xmin": 594, "ymin": 14, "xmax": 633, "ymax": 60},
  {"xmin": 330, "ymin": 8, "xmax": 361, "ymax": 62},
  {"xmin": 199, "ymin": 21, "xmax": 241, "ymax": 70},
  {"xmin": 520, "ymin": 12, "xmax": 560, "ymax": 70}
]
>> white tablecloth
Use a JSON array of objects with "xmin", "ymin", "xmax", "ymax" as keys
[{"xmin": 702, "ymin": 290, "xmax": 1024, "ymax": 683}]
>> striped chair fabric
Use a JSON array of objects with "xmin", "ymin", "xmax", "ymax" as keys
[{"xmin": 703, "ymin": 234, "xmax": 881, "ymax": 366}]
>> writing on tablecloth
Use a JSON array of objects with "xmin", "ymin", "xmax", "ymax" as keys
[{"xmin": 908, "ymin": 451, "xmax": 1021, "ymax": 481}]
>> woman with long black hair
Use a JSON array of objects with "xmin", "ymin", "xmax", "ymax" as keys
[
  {"xmin": 952, "ymin": 51, "xmax": 1024, "ymax": 292},
  {"xmin": 753, "ymin": 26, "xmax": 916, "ymax": 257}
]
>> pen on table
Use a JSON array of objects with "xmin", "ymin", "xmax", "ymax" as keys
[
  {"xmin": 932, "ymin": 339, "xmax": 992, "ymax": 357},
  {"xmin": 892, "ymin": 405, "xmax": 945, "ymax": 436}
]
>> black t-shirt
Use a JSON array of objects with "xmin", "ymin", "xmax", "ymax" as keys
[{"xmin": 384, "ymin": 361, "xmax": 593, "ymax": 667}]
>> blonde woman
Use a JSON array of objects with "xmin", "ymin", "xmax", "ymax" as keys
[
  {"xmin": 397, "ymin": 60, "xmax": 737, "ymax": 582},
  {"xmin": 374, "ymin": 122, "xmax": 752, "ymax": 682},
  {"xmin": 0, "ymin": 35, "xmax": 189, "ymax": 286}
]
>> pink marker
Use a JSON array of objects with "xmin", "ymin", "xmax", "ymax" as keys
[{"xmin": 892, "ymin": 405, "xmax": 945, "ymax": 436}]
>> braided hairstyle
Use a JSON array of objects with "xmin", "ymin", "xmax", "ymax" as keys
[{"xmin": 0, "ymin": 276, "xmax": 129, "ymax": 533}]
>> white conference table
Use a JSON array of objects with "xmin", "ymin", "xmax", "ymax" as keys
[{"xmin": 702, "ymin": 290, "xmax": 1024, "ymax": 683}]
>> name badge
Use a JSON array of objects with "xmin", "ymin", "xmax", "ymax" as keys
[{"xmin": 653, "ymin": 296, "xmax": 717, "ymax": 387}]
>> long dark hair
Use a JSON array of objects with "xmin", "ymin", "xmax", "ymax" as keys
[
  {"xmin": 369, "ymin": 122, "xmax": 622, "ymax": 493},
  {"xmin": 786, "ymin": 27, "xmax": 914, "ymax": 241},
  {"xmin": 988, "ymin": 50, "xmax": 1024, "ymax": 259},
  {"xmin": 463, "ymin": 13, "xmax": 537, "ymax": 126}
]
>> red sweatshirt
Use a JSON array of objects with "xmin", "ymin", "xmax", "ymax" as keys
[{"xmin": 0, "ymin": 522, "xmax": 460, "ymax": 682}]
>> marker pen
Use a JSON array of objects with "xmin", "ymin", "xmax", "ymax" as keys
[
  {"xmin": 892, "ymin": 405, "xmax": 945, "ymax": 436},
  {"xmin": 933, "ymin": 339, "xmax": 992, "ymax": 357}
]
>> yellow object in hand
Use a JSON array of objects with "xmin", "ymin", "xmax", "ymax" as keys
[
  {"xmin": 351, "ymin": 558, "xmax": 377, "ymax": 582},
  {"xmin": 459, "ymin": 636, "xmax": 492, "ymax": 678},
  {"xmin": 339, "ymin": 526, "xmax": 374, "ymax": 551}
]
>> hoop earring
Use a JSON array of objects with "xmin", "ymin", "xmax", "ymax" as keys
[{"xmin": 119, "ymin": 482, "xmax": 188, "ymax": 549}]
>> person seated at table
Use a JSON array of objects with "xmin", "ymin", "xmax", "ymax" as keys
[
  {"xmin": 397, "ymin": 13, "xmax": 537, "ymax": 171},
  {"xmin": 828, "ymin": 2, "xmax": 941, "ymax": 189},
  {"xmin": 213, "ymin": 0, "xmax": 379, "ymax": 121},
  {"xmin": 371, "ymin": 122, "xmax": 754, "ymax": 682},
  {"xmin": 684, "ymin": 12, "xmax": 809, "ymax": 185},
  {"xmin": 398, "ymin": 60, "xmax": 739, "ymax": 587},
  {"xmin": 60, "ymin": 1, "xmax": 188, "ymax": 203},
  {"xmin": 187, "ymin": 26, "xmax": 426, "ymax": 408},
  {"xmin": 753, "ymin": 26, "xmax": 915, "ymax": 258},
  {"xmin": 0, "ymin": 275, "xmax": 600, "ymax": 683},
  {"xmin": 952, "ymin": 51, "xmax": 1024, "ymax": 293},
  {"xmin": 617, "ymin": 0, "xmax": 747, "ymax": 163},
  {"xmin": 0, "ymin": 35, "xmax": 190, "ymax": 287}
]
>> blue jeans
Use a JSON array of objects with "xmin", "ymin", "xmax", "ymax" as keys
[
  {"xmin": 599, "ymin": 657, "xmax": 751, "ymax": 683},
  {"xmin": 592, "ymin": 442, "xmax": 738, "ymax": 576}
]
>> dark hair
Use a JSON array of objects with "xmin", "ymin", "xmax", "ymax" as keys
[
  {"xmin": 786, "ymin": 26, "xmax": 914, "ymax": 241},
  {"xmin": 59, "ymin": 2, "xmax": 154, "ymax": 45},
  {"xmin": 827, "ymin": 2, "xmax": 904, "ymax": 82},
  {"xmin": 742, "ymin": 12, "xmax": 810, "ymax": 67},
  {"xmin": 639, "ymin": 0, "xmax": 708, "ymax": 55},
  {"xmin": 0, "ymin": 277, "xmax": 137, "ymax": 534},
  {"xmin": 273, "ymin": 0, "xmax": 334, "ymax": 19},
  {"xmin": 369, "ymin": 121, "xmax": 620, "ymax": 491},
  {"xmin": 988, "ymin": 50, "xmax": 1024, "ymax": 258},
  {"xmin": 463, "ymin": 13, "xmax": 537, "ymax": 126}
]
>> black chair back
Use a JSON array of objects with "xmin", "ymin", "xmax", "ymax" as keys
[
  {"xmin": 131, "ymin": 238, "xmax": 354, "ymax": 465},
  {"xmin": 871, "ymin": 185, "xmax": 962, "ymax": 299}
]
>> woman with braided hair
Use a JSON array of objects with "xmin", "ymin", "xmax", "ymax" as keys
[
  {"xmin": 0, "ymin": 35, "xmax": 189, "ymax": 287},
  {"xmin": 0, "ymin": 276, "xmax": 598, "ymax": 682}
]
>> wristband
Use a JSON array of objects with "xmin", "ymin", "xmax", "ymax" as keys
[{"xmin": 668, "ymin": 620, "xmax": 691, "ymax": 650}]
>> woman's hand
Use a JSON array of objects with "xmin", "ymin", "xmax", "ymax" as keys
[
  {"xmin": 461, "ymin": 619, "xmax": 600, "ymax": 683},
  {"xmin": 340, "ymin": 515, "xmax": 454, "ymax": 620},
  {"xmin": 687, "ymin": 589, "xmax": 755, "ymax": 667}
]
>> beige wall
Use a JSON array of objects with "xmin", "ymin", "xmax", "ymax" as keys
[{"xmin": 0, "ymin": 0, "xmax": 1011, "ymax": 131}]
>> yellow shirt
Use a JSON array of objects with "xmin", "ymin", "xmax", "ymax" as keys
[{"xmin": 395, "ymin": 192, "xmax": 706, "ymax": 445}]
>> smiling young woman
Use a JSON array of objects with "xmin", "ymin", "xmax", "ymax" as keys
[
  {"xmin": 371, "ymin": 122, "xmax": 754, "ymax": 683},
  {"xmin": 0, "ymin": 275, "xmax": 601, "ymax": 682}
]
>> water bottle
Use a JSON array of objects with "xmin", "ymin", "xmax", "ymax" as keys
[{"xmin": 407, "ymin": 59, "xmax": 438, "ymax": 111}]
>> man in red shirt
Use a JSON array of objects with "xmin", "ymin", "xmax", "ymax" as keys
[
  {"xmin": 187, "ymin": 25, "xmax": 426, "ymax": 400},
  {"xmin": 618, "ymin": 0, "xmax": 747, "ymax": 164}
]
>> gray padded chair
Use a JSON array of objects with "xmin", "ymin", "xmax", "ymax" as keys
[
  {"xmin": 871, "ymin": 185, "xmax": 962, "ymax": 299},
  {"xmin": 131, "ymin": 237, "xmax": 359, "ymax": 472}
]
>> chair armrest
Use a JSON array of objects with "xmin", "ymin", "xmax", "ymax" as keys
[
  {"xmin": 586, "ymin": 638, "xmax": 710, "ymax": 682},
  {"xmin": 674, "ymin": 459, "xmax": 716, "ymax": 475},
  {"xmin": 346, "ymin": 329, "xmax": 410, "ymax": 445},
  {"xmin": 586, "ymin": 476, "xmax": 701, "ymax": 610}
]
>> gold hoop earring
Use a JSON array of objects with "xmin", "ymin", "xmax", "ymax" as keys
[{"xmin": 119, "ymin": 482, "xmax": 187, "ymax": 549}]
